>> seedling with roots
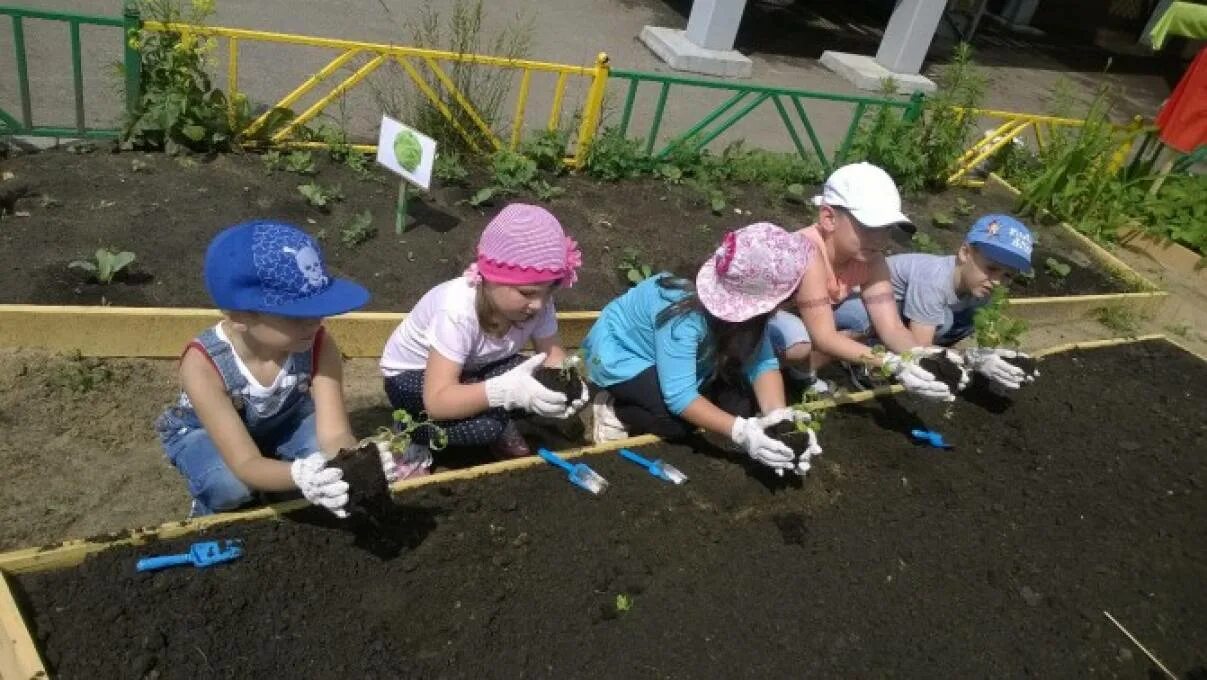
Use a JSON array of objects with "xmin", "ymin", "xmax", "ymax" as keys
[
  {"xmin": 371, "ymin": 408, "xmax": 449, "ymax": 454},
  {"xmin": 974, "ymin": 286, "xmax": 1027, "ymax": 348}
]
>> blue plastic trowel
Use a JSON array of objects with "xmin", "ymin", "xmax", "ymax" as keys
[
  {"xmin": 136, "ymin": 540, "xmax": 244, "ymax": 573},
  {"xmin": 911, "ymin": 429, "xmax": 953, "ymax": 449},
  {"xmin": 618, "ymin": 449, "xmax": 687, "ymax": 485},
  {"xmin": 537, "ymin": 448, "xmax": 609, "ymax": 495}
]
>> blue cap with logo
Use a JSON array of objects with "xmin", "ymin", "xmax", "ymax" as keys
[
  {"xmin": 204, "ymin": 220, "xmax": 370, "ymax": 318},
  {"xmin": 965, "ymin": 214, "xmax": 1034, "ymax": 274}
]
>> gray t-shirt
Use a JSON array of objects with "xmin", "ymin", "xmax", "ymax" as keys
[{"xmin": 888, "ymin": 254, "xmax": 986, "ymax": 330}]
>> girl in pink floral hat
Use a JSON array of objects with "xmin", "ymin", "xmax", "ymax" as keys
[
  {"xmin": 379, "ymin": 204, "xmax": 587, "ymax": 474},
  {"xmin": 581, "ymin": 223, "xmax": 820, "ymax": 476}
]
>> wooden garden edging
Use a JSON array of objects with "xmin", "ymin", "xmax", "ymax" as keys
[{"xmin": 1, "ymin": 333, "xmax": 1200, "ymax": 680}]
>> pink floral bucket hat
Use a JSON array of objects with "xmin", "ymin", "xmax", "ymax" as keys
[{"xmin": 695, "ymin": 222, "xmax": 810, "ymax": 322}]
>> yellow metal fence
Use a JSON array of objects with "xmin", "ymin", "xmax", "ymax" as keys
[{"xmin": 142, "ymin": 21, "xmax": 610, "ymax": 167}]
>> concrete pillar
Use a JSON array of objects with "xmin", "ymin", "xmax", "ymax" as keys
[
  {"xmin": 639, "ymin": 0, "xmax": 753, "ymax": 78},
  {"xmin": 684, "ymin": 0, "xmax": 748, "ymax": 51},
  {"xmin": 875, "ymin": 0, "xmax": 946, "ymax": 74}
]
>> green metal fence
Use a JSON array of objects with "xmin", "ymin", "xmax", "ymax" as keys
[
  {"xmin": 609, "ymin": 67, "xmax": 923, "ymax": 172},
  {"xmin": 0, "ymin": 4, "xmax": 139, "ymax": 138}
]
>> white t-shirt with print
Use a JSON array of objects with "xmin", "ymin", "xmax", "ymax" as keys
[{"xmin": 379, "ymin": 277, "xmax": 558, "ymax": 375}]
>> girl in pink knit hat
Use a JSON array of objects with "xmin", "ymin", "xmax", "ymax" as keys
[
  {"xmin": 379, "ymin": 203, "xmax": 587, "ymax": 473},
  {"xmin": 581, "ymin": 223, "xmax": 820, "ymax": 476}
]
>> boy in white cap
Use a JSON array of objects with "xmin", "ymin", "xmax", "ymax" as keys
[{"xmin": 768, "ymin": 162, "xmax": 956, "ymax": 399}]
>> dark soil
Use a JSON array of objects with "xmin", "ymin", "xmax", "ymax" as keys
[
  {"xmin": 0, "ymin": 148, "xmax": 1130, "ymax": 311},
  {"xmin": 765, "ymin": 419, "xmax": 814, "ymax": 457},
  {"xmin": 918, "ymin": 352, "xmax": 966, "ymax": 392},
  {"xmin": 1004, "ymin": 354, "xmax": 1040, "ymax": 377},
  {"xmin": 15, "ymin": 340, "xmax": 1207, "ymax": 678},
  {"xmin": 532, "ymin": 365, "xmax": 586, "ymax": 402}
]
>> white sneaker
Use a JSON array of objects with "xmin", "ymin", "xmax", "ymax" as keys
[{"xmin": 582, "ymin": 391, "xmax": 628, "ymax": 445}]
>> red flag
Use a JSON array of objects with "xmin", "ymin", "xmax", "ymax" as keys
[{"xmin": 1157, "ymin": 45, "xmax": 1207, "ymax": 153}]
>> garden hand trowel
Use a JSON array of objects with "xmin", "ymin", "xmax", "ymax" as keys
[
  {"xmin": 911, "ymin": 429, "xmax": 952, "ymax": 449},
  {"xmin": 136, "ymin": 540, "xmax": 244, "ymax": 573},
  {"xmin": 619, "ymin": 449, "xmax": 687, "ymax": 485},
  {"xmin": 537, "ymin": 448, "xmax": 609, "ymax": 495}
]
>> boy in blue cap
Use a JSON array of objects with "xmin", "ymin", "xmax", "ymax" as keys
[
  {"xmin": 155, "ymin": 221, "xmax": 370, "ymax": 517},
  {"xmin": 833, "ymin": 214, "xmax": 1037, "ymax": 392}
]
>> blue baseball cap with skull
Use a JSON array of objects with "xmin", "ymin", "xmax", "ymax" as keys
[
  {"xmin": 964, "ymin": 214, "xmax": 1034, "ymax": 274},
  {"xmin": 204, "ymin": 220, "xmax": 370, "ymax": 317}
]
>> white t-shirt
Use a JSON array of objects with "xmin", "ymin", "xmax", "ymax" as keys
[{"xmin": 379, "ymin": 277, "xmax": 558, "ymax": 375}]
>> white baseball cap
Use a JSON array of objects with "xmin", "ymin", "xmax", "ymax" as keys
[{"xmin": 811, "ymin": 162, "xmax": 916, "ymax": 234}]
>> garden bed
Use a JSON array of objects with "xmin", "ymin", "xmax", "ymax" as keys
[
  {"xmin": 0, "ymin": 147, "xmax": 1144, "ymax": 311},
  {"xmin": 5, "ymin": 339, "xmax": 1205, "ymax": 678}
]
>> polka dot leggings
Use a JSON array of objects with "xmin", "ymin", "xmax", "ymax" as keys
[{"xmin": 382, "ymin": 354, "xmax": 526, "ymax": 448}]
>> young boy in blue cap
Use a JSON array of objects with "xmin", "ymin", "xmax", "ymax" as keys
[
  {"xmin": 834, "ymin": 214, "xmax": 1038, "ymax": 392},
  {"xmin": 155, "ymin": 220, "xmax": 370, "ymax": 517}
]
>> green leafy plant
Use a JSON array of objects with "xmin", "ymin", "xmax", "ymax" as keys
[
  {"xmin": 469, "ymin": 150, "xmax": 549, "ymax": 206},
  {"xmin": 790, "ymin": 390, "xmax": 826, "ymax": 433},
  {"xmin": 69, "ymin": 249, "xmax": 137, "ymax": 284},
  {"xmin": 954, "ymin": 196, "xmax": 975, "ymax": 217},
  {"xmin": 298, "ymin": 182, "xmax": 343, "ymax": 208},
  {"xmin": 585, "ymin": 128, "xmax": 651, "ymax": 181},
  {"xmin": 614, "ymin": 593, "xmax": 633, "ymax": 614},
  {"xmin": 284, "ymin": 150, "xmax": 317, "ymax": 175},
  {"xmin": 340, "ymin": 210, "xmax": 376, "ymax": 248},
  {"xmin": 262, "ymin": 150, "xmax": 283, "ymax": 173},
  {"xmin": 121, "ymin": 0, "xmax": 233, "ymax": 152},
  {"xmin": 911, "ymin": 232, "xmax": 944, "ymax": 255},
  {"xmin": 783, "ymin": 183, "xmax": 809, "ymax": 204},
  {"xmin": 434, "ymin": 150, "xmax": 470, "ymax": 184},
  {"xmin": 1093, "ymin": 305, "xmax": 1141, "ymax": 336},
  {"xmin": 372, "ymin": 408, "xmax": 450, "ymax": 453},
  {"xmin": 1044, "ymin": 257, "xmax": 1071, "ymax": 280},
  {"xmin": 521, "ymin": 128, "xmax": 570, "ymax": 173},
  {"xmin": 531, "ymin": 179, "xmax": 564, "ymax": 202},
  {"xmin": 973, "ymin": 286, "xmax": 1028, "ymax": 348},
  {"xmin": 49, "ymin": 352, "xmax": 114, "ymax": 394},
  {"xmin": 932, "ymin": 212, "xmax": 956, "ymax": 229},
  {"xmin": 617, "ymin": 248, "xmax": 653, "ymax": 286}
]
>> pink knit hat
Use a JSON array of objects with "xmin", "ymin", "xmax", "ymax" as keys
[
  {"xmin": 696, "ymin": 222, "xmax": 810, "ymax": 322},
  {"xmin": 464, "ymin": 203, "xmax": 582, "ymax": 288}
]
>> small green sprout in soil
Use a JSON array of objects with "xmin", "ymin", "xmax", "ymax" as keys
[
  {"xmin": 49, "ymin": 352, "xmax": 114, "ymax": 394},
  {"xmin": 783, "ymin": 183, "xmax": 809, "ymax": 204},
  {"xmin": 284, "ymin": 150, "xmax": 317, "ymax": 175},
  {"xmin": 372, "ymin": 408, "xmax": 449, "ymax": 453},
  {"xmin": 340, "ymin": 210, "xmax": 376, "ymax": 248},
  {"xmin": 974, "ymin": 286, "xmax": 1027, "ymax": 348},
  {"xmin": 434, "ymin": 150, "xmax": 470, "ymax": 185},
  {"xmin": 298, "ymin": 182, "xmax": 344, "ymax": 209},
  {"xmin": 617, "ymin": 248, "xmax": 654, "ymax": 286},
  {"xmin": 130, "ymin": 159, "xmax": 150, "ymax": 173},
  {"xmin": 262, "ymin": 150, "xmax": 282, "ymax": 173},
  {"xmin": 911, "ymin": 232, "xmax": 944, "ymax": 254},
  {"xmin": 1164, "ymin": 322, "xmax": 1192, "ymax": 338},
  {"xmin": 932, "ymin": 212, "xmax": 956, "ymax": 229},
  {"xmin": 69, "ymin": 248, "xmax": 137, "ymax": 284},
  {"xmin": 1093, "ymin": 305, "xmax": 1142, "ymax": 336},
  {"xmin": 1044, "ymin": 257, "xmax": 1071, "ymax": 281},
  {"xmin": 954, "ymin": 196, "xmax": 975, "ymax": 217},
  {"xmin": 615, "ymin": 593, "xmax": 633, "ymax": 614}
]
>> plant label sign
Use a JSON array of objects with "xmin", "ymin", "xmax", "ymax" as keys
[{"xmin": 375, "ymin": 115, "xmax": 436, "ymax": 190}]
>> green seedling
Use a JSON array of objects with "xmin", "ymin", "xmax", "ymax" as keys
[
  {"xmin": 932, "ymin": 212, "xmax": 956, "ymax": 229},
  {"xmin": 532, "ymin": 179, "xmax": 565, "ymax": 202},
  {"xmin": 974, "ymin": 286, "xmax": 1027, "ymax": 347},
  {"xmin": 1093, "ymin": 305, "xmax": 1142, "ymax": 336},
  {"xmin": 1044, "ymin": 257, "xmax": 1071, "ymax": 280},
  {"xmin": 262, "ymin": 150, "xmax": 283, "ymax": 172},
  {"xmin": 130, "ymin": 159, "xmax": 150, "ymax": 173},
  {"xmin": 284, "ymin": 150, "xmax": 317, "ymax": 175},
  {"xmin": 617, "ymin": 248, "xmax": 653, "ymax": 285},
  {"xmin": 49, "ymin": 352, "xmax": 114, "ymax": 394},
  {"xmin": 954, "ymin": 196, "xmax": 975, "ymax": 217},
  {"xmin": 340, "ymin": 210, "xmax": 376, "ymax": 248},
  {"xmin": 655, "ymin": 163, "xmax": 684, "ymax": 184},
  {"xmin": 615, "ymin": 593, "xmax": 633, "ymax": 614},
  {"xmin": 434, "ymin": 150, "xmax": 469, "ymax": 184},
  {"xmin": 69, "ymin": 249, "xmax": 136, "ymax": 284},
  {"xmin": 911, "ymin": 232, "xmax": 944, "ymax": 254},
  {"xmin": 298, "ymin": 182, "xmax": 343, "ymax": 208},
  {"xmin": 783, "ymin": 183, "xmax": 809, "ymax": 204},
  {"xmin": 372, "ymin": 408, "xmax": 449, "ymax": 453}
]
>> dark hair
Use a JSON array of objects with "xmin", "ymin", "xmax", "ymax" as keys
[{"xmin": 654, "ymin": 276, "xmax": 770, "ymax": 385}]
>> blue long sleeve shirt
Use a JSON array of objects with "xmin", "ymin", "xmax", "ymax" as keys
[{"xmin": 581, "ymin": 275, "xmax": 779, "ymax": 414}]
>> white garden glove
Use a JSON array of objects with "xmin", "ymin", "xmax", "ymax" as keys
[
  {"xmin": 290, "ymin": 452, "xmax": 350, "ymax": 518},
  {"xmin": 730, "ymin": 415, "xmax": 796, "ymax": 473},
  {"xmin": 759, "ymin": 408, "xmax": 823, "ymax": 476},
  {"xmin": 963, "ymin": 347, "xmax": 1035, "ymax": 392},
  {"xmin": 882, "ymin": 349, "xmax": 956, "ymax": 402},
  {"xmin": 484, "ymin": 353, "xmax": 568, "ymax": 417}
]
